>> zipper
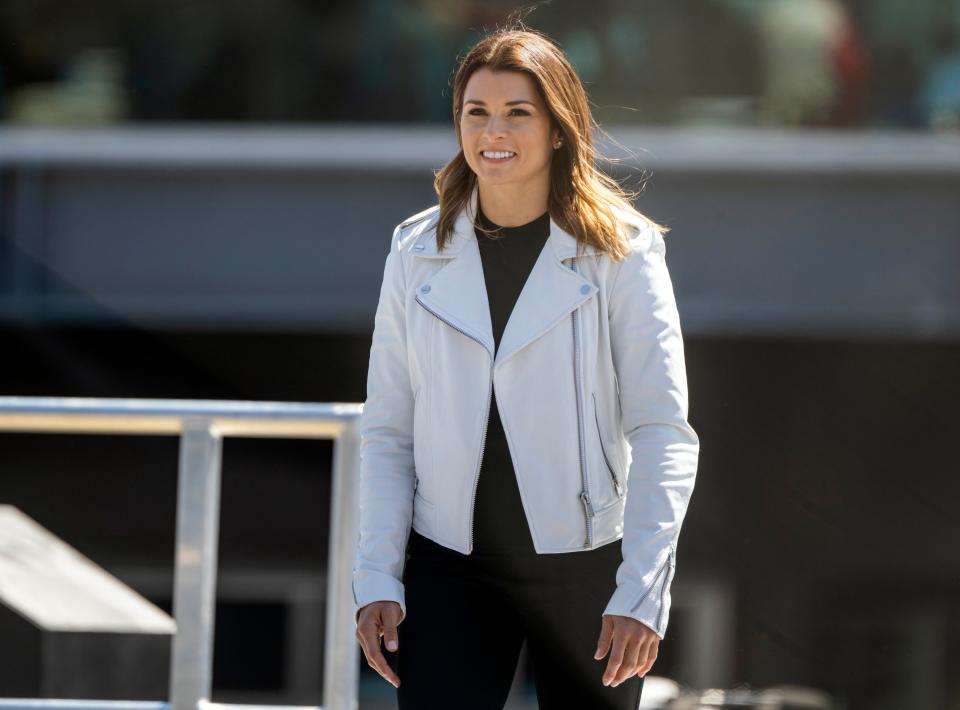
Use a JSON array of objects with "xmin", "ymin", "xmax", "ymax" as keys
[
  {"xmin": 470, "ymin": 371, "xmax": 493, "ymax": 552},
  {"xmin": 569, "ymin": 260, "xmax": 592, "ymax": 548},
  {"xmin": 415, "ymin": 294, "xmax": 493, "ymax": 554},
  {"xmin": 629, "ymin": 548, "xmax": 673, "ymax": 616},
  {"xmin": 656, "ymin": 548, "xmax": 675, "ymax": 631},
  {"xmin": 592, "ymin": 391, "xmax": 623, "ymax": 498},
  {"xmin": 412, "ymin": 388, "xmax": 422, "ymax": 496}
]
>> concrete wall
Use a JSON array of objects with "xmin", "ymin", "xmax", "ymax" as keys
[{"xmin": 2, "ymin": 125, "xmax": 957, "ymax": 339}]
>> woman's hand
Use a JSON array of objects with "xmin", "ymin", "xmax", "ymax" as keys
[
  {"xmin": 595, "ymin": 614, "xmax": 659, "ymax": 687},
  {"xmin": 356, "ymin": 601, "xmax": 403, "ymax": 688}
]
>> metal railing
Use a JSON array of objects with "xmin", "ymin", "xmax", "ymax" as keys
[{"xmin": 0, "ymin": 396, "xmax": 363, "ymax": 710}]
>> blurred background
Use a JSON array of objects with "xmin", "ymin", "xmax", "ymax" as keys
[{"xmin": 0, "ymin": 0, "xmax": 959, "ymax": 709}]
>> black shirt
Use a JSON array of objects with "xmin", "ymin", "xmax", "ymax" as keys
[{"xmin": 471, "ymin": 203, "xmax": 552, "ymax": 555}]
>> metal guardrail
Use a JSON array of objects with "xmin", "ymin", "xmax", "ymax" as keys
[{"xmin": 0, "ymin": 396, "xmax": 364, "ymax": 710}]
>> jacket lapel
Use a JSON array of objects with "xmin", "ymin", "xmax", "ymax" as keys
[{"xmin": 410, "ymin": 184, "xmax": 600, "ymax": 367}]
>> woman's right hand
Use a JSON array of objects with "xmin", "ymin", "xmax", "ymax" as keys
[{"xmin": 355, "ymin": 601, "xmax": 403, "ymax": 688}]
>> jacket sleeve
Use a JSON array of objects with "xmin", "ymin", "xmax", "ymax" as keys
[
  {"xmin": 601, "ymin": 224, "xmax": 700, "ymax": 640},
  {"xmin": 352, "ymin": 224, "xmax": 415, "ymax": 626}
]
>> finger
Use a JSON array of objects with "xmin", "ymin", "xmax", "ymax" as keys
[
  {"xmin": 382, "ymin": 609, "xmax": 401, "ymax": 653},
  {"xmin": 602, "ymin": 627, "xmax": 630, "ymax": 686},
  {"xmin": 355, "ymin": 622, "xmax": 376, "ymax": 666},
  {"xmin": 358, "ymin": 621, "xmax": 401, "ymax": 688},
  {"xmin": 368, "ymin": 644, "xmax": 401, "ymax": 688},
  {"xmin": 611, "ymin": 639, "xmax": 643, "ymax": 687},
  {"xmin": 355, "ymin": 629, "xmax": 375, "ymax": 675},
  {"xmin": 637, "ymin": 637, "xmax": 659, "ymax": 677},
  {"xmin": 355, "ymin": 625, "xmax": 371, "ymax": 660},
  {"xmin": 595, "ymin": 615, "xmax": 614, "ymax": 660}
]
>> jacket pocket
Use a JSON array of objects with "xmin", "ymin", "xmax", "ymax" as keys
[
  {"xmin": 412, "ymin": 385, "xmax": 428, "ymax": 484},
  {"xmin": 412, "ymin": 487, "xmax": 437, "ymax": 536},
  {"xmin": 413, "ymin": 385, "xmax": 424, "ymax": 476},
  {"xmin": 592, "ymin": 391, "xmax": 623, "ymax": 500}
]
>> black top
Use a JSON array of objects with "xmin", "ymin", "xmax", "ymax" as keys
[{"xmin": 471, "ymin": 203, "xmax": 552, "ymax": 555}]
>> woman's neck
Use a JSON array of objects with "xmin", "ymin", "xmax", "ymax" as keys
[{"xmin": 476, "ymin": 181, "xmax": 549, "ymax": 228}]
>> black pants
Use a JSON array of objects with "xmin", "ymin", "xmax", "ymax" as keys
[{"xmin": 387, "ymin": 529, "xmax": 645, "ymax": 709}]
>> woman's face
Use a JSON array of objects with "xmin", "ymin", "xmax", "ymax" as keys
[{"xmin": 459, "ymin": 67, "xmax": 561, "ymax": 193}]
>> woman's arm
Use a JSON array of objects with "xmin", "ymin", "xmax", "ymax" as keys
[
  {"xmin": 601, "ymin": 223, "xmax": 701, "ymax": 640},
  {"xmin": 352, "ymin": 224, "xmax": 416, "ymax": 625}
]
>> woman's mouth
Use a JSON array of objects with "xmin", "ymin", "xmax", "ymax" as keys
[{"xmin": 481, "ymin": 150, "xmax": 516, "ymax": 164}]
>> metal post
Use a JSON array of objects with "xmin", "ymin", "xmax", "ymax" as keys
[
  {"xmin": 322, "ymin": 418, "xmax": 361, "ymax": 710},
  {"xmin": 169, "ymin": 421, "xmax": 223, "ymax": 710},
  {"xmin": 0, "ymin": 396, "xmax": 361, "ymax": 710}
]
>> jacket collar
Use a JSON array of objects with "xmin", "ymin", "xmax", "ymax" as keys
[
  {"xmin": 407, "ymin": 184, "xmax": 600, "ymax": 367},
  {"xmin": 406, "ymin": 184, "xmax": 603, "ymax": 261}
]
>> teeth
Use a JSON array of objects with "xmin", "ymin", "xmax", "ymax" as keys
[{"xmin": 483, "ymin": 151, "xmax": 515, "ymax": 160}]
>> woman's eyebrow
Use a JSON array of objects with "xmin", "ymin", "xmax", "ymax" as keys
[{"xmin": 464, "ymin": 99, "xmax": 536, "ymax": 107}]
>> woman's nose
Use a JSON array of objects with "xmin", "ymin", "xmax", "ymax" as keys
[{"xmin": 481, "ymin": 116, "xmax": 506, "ymax": 140}]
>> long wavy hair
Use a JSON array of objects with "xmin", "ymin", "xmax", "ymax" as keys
[{"xmin": 432, "ymin": 23, "xmax": 668, "ymax": 262}]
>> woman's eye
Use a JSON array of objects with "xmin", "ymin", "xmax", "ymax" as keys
[{"xmin": 466, "ymin": 108, "xmax": 530, "ymax": 116}]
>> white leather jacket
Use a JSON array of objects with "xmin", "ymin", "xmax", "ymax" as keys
[{"xmin": 352, "ymin": 185, "xmax": 700, "ymax": 640}]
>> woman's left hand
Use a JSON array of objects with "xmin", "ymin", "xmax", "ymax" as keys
[{"xmin": 595, "ymin": 614, "xmax": 659, "ymax": 686}]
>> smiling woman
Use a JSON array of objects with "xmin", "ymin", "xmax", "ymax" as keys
[
  {"xmin": 459, "ymin": 68, "xmax": 559, "ymax": 230},
  {"xmin": 353, "ymin": 15, "xmax": 699, "ymax": 710},
  {"xmin": 430, "ymin": 19, "xmax": 670, "ymax": 265}
]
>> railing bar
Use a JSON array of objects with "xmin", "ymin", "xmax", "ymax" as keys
[
  {"xmin": 0, "ymin": 397, "xmax": 360, "ymax": 710},
  {"xmin": 169, "ymin": 421, "xmax": 223, "ymax": 710},
  {"xmin": 0, "ymin": 396, "xmax": 361, "ymax": 419},
  {"xmin": 0, "ymin": 702, "xmax": 171, "ymax": 710},
  {"xmin": 322, "ymin": 419, "xmax": 361, "ymax": 710},
  {"xmin": 0, "ymin": 703, "xmax": 324, "ymax": 710}
]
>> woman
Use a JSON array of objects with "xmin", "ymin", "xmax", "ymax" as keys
[{"xmin": 353, "ymin": 24, "xmax": 700, "ymax": 710}]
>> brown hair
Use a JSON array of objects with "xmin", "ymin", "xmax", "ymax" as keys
[{"xmin": 432, "ymin": 20, "xmax": 668, "ymax": 261}]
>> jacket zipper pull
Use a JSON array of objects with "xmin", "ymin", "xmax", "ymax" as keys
[{"xmin": 579, "ymin": 492, "xmax": 594, "ymax": 547}]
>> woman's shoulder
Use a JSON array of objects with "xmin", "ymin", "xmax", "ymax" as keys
[
  {"xmin": 397, "ymin": 204, "xmax": 441, "ymax": 231},
  {"xmin": 611, "ymin": 206, "xmax": 667, "ymax": 259},
  {"xmin": 391, "ymin": 204, "xmax": 441, "ymax": 246}
]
